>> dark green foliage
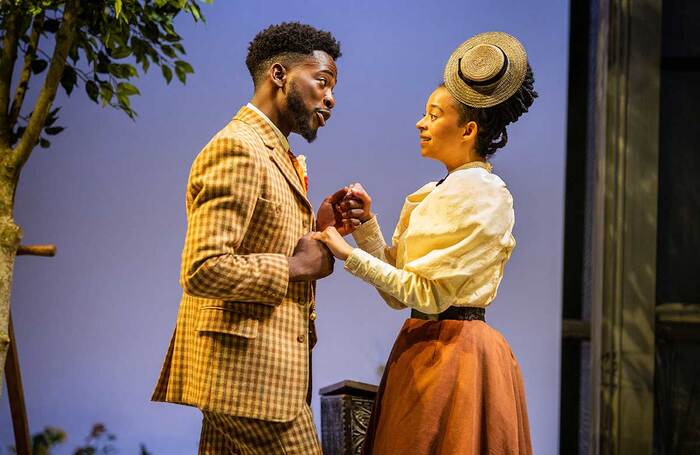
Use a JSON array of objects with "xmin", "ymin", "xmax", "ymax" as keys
[
  {"xmin": 0, "ymin": 0, "xmax": 211, "ymax": 149},
  {"xmin": 73, "ymin": 423, "xmax": 117, "ymax": 455},
  {"xmin": 6, "ymin": 423, "xmax": 153, "ymax": 454},
  {"xmin": 31, "ymin": 426, "xmax": 66, "ymax": 455}
]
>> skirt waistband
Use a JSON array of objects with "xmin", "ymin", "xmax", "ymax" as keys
[{"xmin": 410, "ymin": 306, "xmax": 485, "ymax": 322}]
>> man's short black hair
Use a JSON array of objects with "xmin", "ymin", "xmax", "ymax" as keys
[{"xmin": 246, "ymin": 22, "xmax": 342, "ymax": 87}]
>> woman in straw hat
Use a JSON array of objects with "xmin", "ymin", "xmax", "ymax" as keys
[{"xmin": 314, "ymin": 31, "xmax": 536, "ymax": 454}]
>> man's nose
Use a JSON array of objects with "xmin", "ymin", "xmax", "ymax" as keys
[{"xmin": 323, "ymin": 91, "xmax": 335, "ymax": 109}]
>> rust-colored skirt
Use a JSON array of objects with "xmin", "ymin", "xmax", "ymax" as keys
[{"xmin": 362, "ymin": 318, "xmax": 532, "ymax": 455}]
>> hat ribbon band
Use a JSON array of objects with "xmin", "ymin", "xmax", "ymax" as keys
[{"xmin": 457, "ymin": 53, "xmax": 509, "ymax": 88}]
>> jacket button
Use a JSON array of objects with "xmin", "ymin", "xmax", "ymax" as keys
[
  {"xmin": 309, "ymin": 311, "xmax": 317, "ymax": 321},
  {"xmin": 297, "ymin": 334, "xmax": 306, "ymax": 343}
]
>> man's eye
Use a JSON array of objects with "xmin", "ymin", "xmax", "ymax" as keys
[
  {"xmin": 318, "ymin": 78, "xmax": 327, "ymax": 87},
  {"xmin": 430, "ymin": 114, "xmax": 437, "ymax": 120}
]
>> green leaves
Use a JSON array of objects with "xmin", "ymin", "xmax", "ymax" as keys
[
  {"xmin": 107, "ymin": 63, "xmax": 137, "ymax": 79},
  {"xmin": 30, "ymin": 426, "xmax": 67, "ymax": 454},
  {"xmin": 8, "ymin": 107, "xmax": 65, "ymax": 150},
  {"xmin": 117, "ymin": 81, "xmax": 140, "ymax": 96},
  {"xmin": 187, "ymin": 0, "xmax": 209, "ymax": 22},
  {"xmin": 43, "ymin": 18, "xmax": 60, "ymax": 33},
  {"xmin": 39, "ymin": 107, "xmax": 63, "ymax": 148},
  {"xmin": 161, "ymin": 65, "xmax": 173, "ymax": 84},
  {"xmin": 7, "ymin": 0, "xmax": 209, "ymax": 147},
  {"xmin": 80, "ymin": 78, "xmax": 141, "ymax": 118},
  {"xmin": 71, "ymin": 0, "xmax": 201, "ymax": 118},
  {"xmin": 45, "ymin": 127, "xmax": 65, "ymax": 135},
  {"xmin": 11, "ymin": 423, "xmax": 153, "ymax": 455},
  {"xmin": 60, "ymin": 65, "xmax": 77, "ymax": 95},
  {"xmin": 99, "ymin": 81, "xmax": 113, "ymax": 106},
  {"xmin": 174, "ymin": 60, "xmax": 193, "ymax": 83},
  {"xmin": 116, "ymin": 82, "xmax": 139, "ymax": 118},
  {"xmin": 161, "ymin": 44, "xmax": 176, "ymax": 58},
  {"xmin": 85, "ymin": 80, "xmax": 99, "ymax": 102},
  {"xmin": 30, "ymin": 59, "xmax": 48, "ymax": 74},
  {"xmin": 106, "ymin": 31, "xmax": 130, "ymax": 59}
]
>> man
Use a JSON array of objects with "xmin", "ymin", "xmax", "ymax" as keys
[{"xmin": 152, "ymin": 22, "xmax": 351, "ymax": 454}]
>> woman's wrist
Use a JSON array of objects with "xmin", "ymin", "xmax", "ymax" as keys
[
  {"xmin": 339, "ymin": 244, "xmax": 354, "ymax": 261},
  {"xmin": 359, "ymin": 211, "xmax": 374, "ymax": 223}
]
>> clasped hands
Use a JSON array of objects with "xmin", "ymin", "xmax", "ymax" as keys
[
  {"xmin": 314, "ymin": 183, "xmax": 373, "ymax": 260},
  {"xmin": 288, "ymin": 183, "xmax": 372, "ymax": 282}
]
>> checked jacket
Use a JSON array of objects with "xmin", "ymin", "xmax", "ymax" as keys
[{"xmin": 152, "ymin": 106, "xmax": 316, "ymax": 422}]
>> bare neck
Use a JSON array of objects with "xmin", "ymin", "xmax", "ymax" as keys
[
  {"xmin": 249, "ymin": 89, "xmax": 291, "ymax": 136},
  {"xmin": 443, "ymin": 147, "xmax": 485, "ymax": 173}
]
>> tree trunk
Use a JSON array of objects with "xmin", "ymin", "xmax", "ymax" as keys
[
  {"xmin": 0, "ymin": 0, "xmax": 79, "ymax": 397},
  {"xmin": 0, "ymin": 170, "xmax": 21, "ymax": 396}
]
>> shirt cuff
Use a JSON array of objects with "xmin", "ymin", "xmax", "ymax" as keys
[
  {"xmin": 344, "ymin": 248, "xmax": 390, "ymax": 288},
  {"xmin": 351, "ymin": 215, "xmax": 386, "ymax": 254}
]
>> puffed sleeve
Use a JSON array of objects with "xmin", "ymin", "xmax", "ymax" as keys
[{"xmin": 344, "ymin": 170, "xmax": 515, "ymax": 313}]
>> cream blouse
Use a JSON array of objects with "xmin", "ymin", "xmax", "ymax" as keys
[{"xmin": 344, "ymin": 161, "xmax": 515, "ymax": 314}]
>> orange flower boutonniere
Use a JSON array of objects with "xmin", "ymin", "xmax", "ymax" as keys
[{"xmin": 296, "ymin": 154, "xmax": 309, "ymax": 192}]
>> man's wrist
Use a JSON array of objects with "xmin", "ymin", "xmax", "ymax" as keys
[{"xmin": 287, "ymin": 256, "xmax": 307, "ymax": 282}]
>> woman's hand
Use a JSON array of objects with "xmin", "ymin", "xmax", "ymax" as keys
[
  {"xmin": 317, "ymin": 183, "xmax": 374, "ymax": 236},
  {"xmin": 312, "ymin": 226, "xmax": 354, "ymax": 261},
  {"xmin": 341, "ymin": 183, "xmax": 373, "ymax": 224},
  {"xmin": 317, "ymin": 187, "xmax": 365, "ymax": 236}
]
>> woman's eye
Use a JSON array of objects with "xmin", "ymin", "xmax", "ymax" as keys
[{"xmin": 430, "ymin": 114, "xmax": 437, "ymax": 120}]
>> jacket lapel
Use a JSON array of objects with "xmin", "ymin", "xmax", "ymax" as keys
[
  {"xmin": 267, "ymin": 146, "xmax": 311, "ymax": 209},
  {"xmin": 234, "ymin": 106, "xmax": 312, "ymax": 212}
]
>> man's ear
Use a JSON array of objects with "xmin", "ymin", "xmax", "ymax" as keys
[
  {"xmin": 270, "ymin": 63, "xmax": 287, "ymax": 88},
  {"xmin": 463, "ymin": 120, "xmax": 478, "ymax": 142}
]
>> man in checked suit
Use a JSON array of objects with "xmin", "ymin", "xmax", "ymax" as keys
[{"xmin": 152, "ymin": 23, "xmax": 358, "ymax": 453}]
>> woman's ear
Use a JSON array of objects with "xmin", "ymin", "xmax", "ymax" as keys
[
  {"xmin": 269, "ymin": 63, "xmax": 287, "ymax": 88},
  {"xmin": 463, "ymin": 120, "xmax": 478, "ymax": 142}
]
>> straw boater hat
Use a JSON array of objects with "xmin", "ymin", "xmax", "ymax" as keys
[{"xmin": 443, "ymin": 31, "xmax": 528, "ymax": 108}]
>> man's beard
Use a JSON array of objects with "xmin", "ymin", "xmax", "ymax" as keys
[{"xmin": 287, "ymin": 83, "xmax": 318, "ymax": 143}]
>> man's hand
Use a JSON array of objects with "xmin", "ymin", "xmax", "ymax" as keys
[{"xmin": 288, "ymin": 233, "xmax": 335, "ymax": 282}]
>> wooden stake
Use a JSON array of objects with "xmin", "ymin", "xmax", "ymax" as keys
[
  {"xmin": 5, "ymin": 313, "xmax": 31, "ymax": 455},
  {"xmin": 5, "ymin": 244, "xmax": 57, "ymax": 454},
  {"xmin": 17, "ymin": 244, "xmax": 56, "ymax": 257}
]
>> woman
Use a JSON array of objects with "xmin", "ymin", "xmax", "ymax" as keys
[{"xmin": 314, "ymin": 32, "xmax": 537, "ymax": 454}]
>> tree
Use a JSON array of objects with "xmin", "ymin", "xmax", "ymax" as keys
[{"xmin": 0, "ymin": 0, "xmax": 210, "ymax": 395}]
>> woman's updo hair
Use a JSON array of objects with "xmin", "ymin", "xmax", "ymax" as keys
[{"xmin": 444, "ymin": 63, "xmax": 537, "ymax": 158}]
